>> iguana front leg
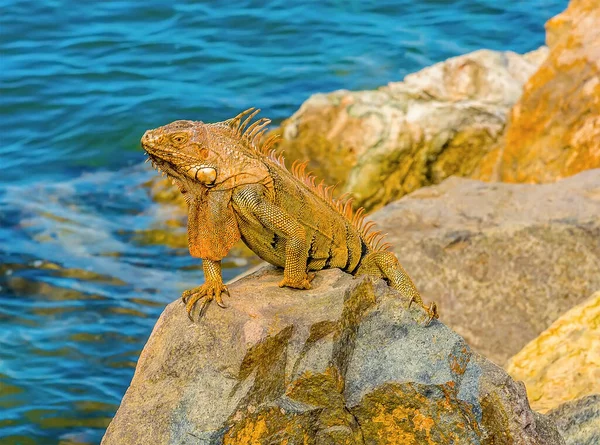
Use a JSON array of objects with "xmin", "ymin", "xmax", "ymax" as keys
[
  {"xmin": 234, "ymin": 186, "xmax": 313, "ymax": 289},
  {"xmin": 182, "ymin": 259, "xmax": 229, "ymax": 320}
]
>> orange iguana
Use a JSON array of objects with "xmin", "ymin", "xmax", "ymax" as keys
[{"xmin": 142, "ymin": 108, "xmax": 438, "ymax": 324}]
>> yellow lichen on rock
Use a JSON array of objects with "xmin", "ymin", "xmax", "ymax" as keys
[
  {"xmin": 223, "ymin": 413, "xmax": 269, "ymax": 445},
  {"xmin": 506, "ymin": 291, "xmax": 600, "ymax": 413},
  {"xmin": 352, "ymin": 382, "xmax": 482, "ymax": 444}
]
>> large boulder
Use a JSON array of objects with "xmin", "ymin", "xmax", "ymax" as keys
[
  {"xmin": 506, "ymin": 291, "xmax": 600, "ymax": 413},
  {"xmin": 369, "ymin": 169, "xmax": 600, "ymax": 365},
  {"xmin": 477, "ymin": 0, "xmax": 600, "ymax": 183},
  {"xmin": 102, "ymin": 268, "xmax": 563, "ymax": 444},
  {"xmin": 268, "ymin": 47, "xmax": 547, "ymax": 212}
]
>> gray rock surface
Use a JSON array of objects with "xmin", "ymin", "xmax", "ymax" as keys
[
  {"xmin": 548, "ymin": 394, "xmax": 600, "ymax": 445},
  {"xmin": 102, "ymin": 267, "xmax": 563, "ymax": 445},
  {"xmin": 370, "ymin": 169, "xmax": 600, "ymax": 365}
]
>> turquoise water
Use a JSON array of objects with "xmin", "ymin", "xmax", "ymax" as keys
[{"xmin": 0, "ymin": 1, "xmax": 565, "ymax": 443}]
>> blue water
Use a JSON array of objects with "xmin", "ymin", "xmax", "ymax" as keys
[{"xmin": 0, "ymin": 1, "xmax": 566, "ymax": 443}]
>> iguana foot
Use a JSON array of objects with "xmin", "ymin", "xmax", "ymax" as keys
[
  {"xmin": 278, "ymin": 272, "xmax": 315, "ymax": 290},
  {"xmin": 182, "ymin": 282, "xmax": 229, "ymax": 321},
  {"xmin": 408, "ymin": 296, "xmax": 439, "ymax": 326}
]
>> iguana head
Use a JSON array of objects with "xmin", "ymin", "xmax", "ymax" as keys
[{"xmin": 142, "ymin": 111, "xmax": 273, "ymax": 194}]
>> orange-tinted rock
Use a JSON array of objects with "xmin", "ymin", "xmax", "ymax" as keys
[
  {"xmin": 273, "ymin": 48, "xmax": 547, "ymax": 211},
  {"xmin": 479, "ymin": 0, "xmax": 600, "ymax": 183}
]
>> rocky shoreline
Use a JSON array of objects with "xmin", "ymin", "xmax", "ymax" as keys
[{"xmin": 105, "ymin": 0, "xmax": 599, "ymax": 443}]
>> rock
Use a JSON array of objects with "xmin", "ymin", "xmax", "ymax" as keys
[
  {"xmin": 547, "ymin": 394, "xmax": 600, "ymax": 445},
  {"xmin": 505, "ymin": 292, "xmax": 600, "ymax": 413},
  {"xmin": 102, "ymin": 267, "xmax": 563, "ymax": 445},
  {"xmin": 369, "ymin": 169, "xmax": 600, "ymax": 365},
  {"xmin": 273, "ymin": 47, "xmax": 547, "ymax": 211},
  {"xmin": 477, "ymin": 0, "xmax": 600, "ymax": 183}
]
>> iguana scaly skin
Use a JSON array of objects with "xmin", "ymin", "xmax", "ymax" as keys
[{"xmin": 142, "ymin": 108, "xmax": 439, "ymax": 323}]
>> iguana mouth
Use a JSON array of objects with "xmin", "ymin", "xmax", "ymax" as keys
[
  {"xmin": 144, "ymin": 152, "xmax": 173, "ymax": 174},
  {"xmin": 144, "ymin": 153, "xmax": 217, "ymax": 188}
]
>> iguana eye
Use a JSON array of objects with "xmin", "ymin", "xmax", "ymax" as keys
[{"xmin": 172, "ymin": 134, "xmax": 187, "ymax": 144}]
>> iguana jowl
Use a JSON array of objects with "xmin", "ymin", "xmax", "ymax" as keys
[{"xmin": 141, "ymin": 108, "xmax": 438, "ymax": 323}]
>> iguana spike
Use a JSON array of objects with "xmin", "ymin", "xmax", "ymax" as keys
[
  {"xmin": 342, "ymin": 199, "xmax": 354, "ymax": 218},
  {"xmin": 358, "ymin": 214, "xmax": 368, "ymax": 230},
  {"xmin": 373, "ymin": 237, "xmax": 382, "ymax": 251},
  {"xmin": 352, "ymin": 207, "xmax": 365, "ymax": 225},
  {"xmin": 238, "ymin": 109, "xmax": 261, "ymax": 136},
  {"xmin": 227, "ymin": 107, "xmax": 256, "ymax": 130},
  {"xmin": 373, "ymin": 234, "xmax": 389, "ymax": 251},
  {"xmin": 362, "ymin": 221, "xmax": 377, "ymax": 235},
  {"xmin": 365, "ymin": 230, "xmax": 382, "ymax": 244},
  {"xmin": 337, "ymin": 192, "xmax": 351, "ymax": 203},
  {"xmin": 291, "ymin": 159, "xmax": 300, "ymax": 176},
  {"xmin": 261, "ymin": 134, "xmax": 281, "ymax": 154},
  {"xmin": 324, "ymin": 184, "xmax": 336, "ymax": 200},
  {"xmin": 245, "ymin": 118, "xmax": 270, "ymax": 140},
  {"xmin": 297, "ymin": 161, "xmax": 308, "ymax": 177},
  {"xmin": 251, "ymin": 128, "xmax": 269, "ymax": 147}
]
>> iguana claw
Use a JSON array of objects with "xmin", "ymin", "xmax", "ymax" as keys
[
  {"xmin": 424, "ymin": 302, "xmax": 438, "ymax": 326},
  {"xmin": 182, "ymin": 282, "xmax": 230, "ymax": 320},
  {"xmin": 408, "ymin": 296, "xmax": 439, "ymax": 326},
  {"xmin": 278, "ymin": 272, "xmax": 315, "ymax": 290},
  {"xmin": 215, "ymin": 288, "xmax": 229, "ymax": 309}
]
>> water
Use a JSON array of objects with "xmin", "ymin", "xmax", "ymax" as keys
[{"xmin": 0, "ymin": 1, "xmax": 566, "ymax": 443}]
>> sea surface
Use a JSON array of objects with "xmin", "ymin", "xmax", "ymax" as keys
[{"xmin": 0, "ymin": 1, "xmax": 566, "ymax": 443}]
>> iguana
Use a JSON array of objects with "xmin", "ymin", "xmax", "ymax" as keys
[{"xmin": 142, "ymin": 108, "xmax": 438, "ymax": 324}]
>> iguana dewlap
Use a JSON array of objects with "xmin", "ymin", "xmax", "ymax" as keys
[{"xmin": 142, "ymin": 108, "xmax": 438, "ymax": 323}]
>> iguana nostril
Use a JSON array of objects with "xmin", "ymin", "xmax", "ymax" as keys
[{"xmin": 141, "ymin": 130, "xmax": 158, "ymax": 147}]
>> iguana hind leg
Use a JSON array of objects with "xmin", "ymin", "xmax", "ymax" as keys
[
  {"xmin": 355, "ymin": 251, "xmax": 439, "ymax": 325},
  {"xmin": 182, "ymin": 259, "xmax": 229, "ymax": 320}
]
